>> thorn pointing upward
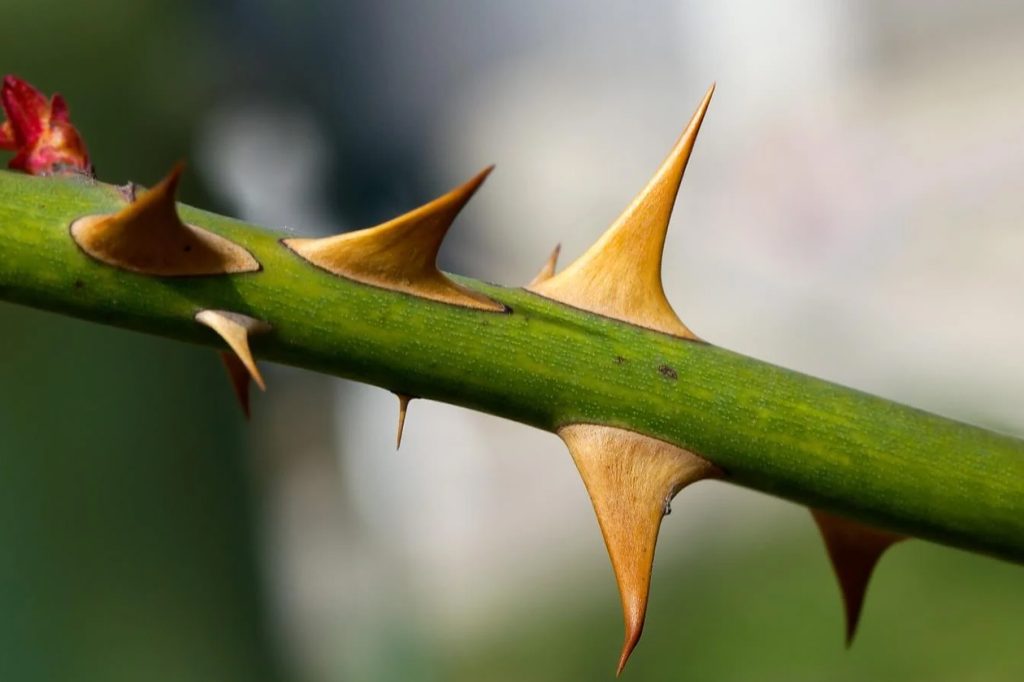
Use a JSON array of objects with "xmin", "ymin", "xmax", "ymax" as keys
[
  {"xmin": 70, "ymin": 164, "xmax": 261, "ymax": 276},
  {"xmin": 284, "ymin": 168, "xmax": 503, "ymax": 311},
  {"xmin": 812, "ymin": 509, "xmax": 905, "ymax": 645},
  {"xmin": 395, "ymin": 393, "xmax": 413, "ymax": 449},
  {"xmin": 559, "ymin": 424, "xmax": 721, "ymax": 674},
  {"xmin": 527, "ymin": 85, "xmax": 715, "ymax": 339},
  {"xmin": 527, "ymin": 243, "xmax": 561, "ymax": 286}
]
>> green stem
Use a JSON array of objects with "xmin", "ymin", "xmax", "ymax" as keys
[{"xmin": 2, "ymin": 170, "xmax": 1022, "ymax": 563}]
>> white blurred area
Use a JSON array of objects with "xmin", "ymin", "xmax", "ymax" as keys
[{"xmin": 197, "ymin": 1, "xmax": 1024, "ymax": 678}]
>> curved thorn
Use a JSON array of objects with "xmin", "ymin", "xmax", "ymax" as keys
[
  {"xmin": 811, "ymin": 509, "xmax": 905, "ymax": 645},
  {"xmin": 528, "ymin": 85, "xmax": 715, "ymax": 338},
  {"xmin": 70, "ymin": 163, "xmax": 260, "ymax": 276},
  {"xmin": 195, "ymin": 310, "xmax": 270, "ymax": 392},
  {"xmin": 284, "ymin": 167, "xmax": 503, "ymax": 311},
  {"xmin": 559, "ymin": 424, "xmax": 721, "ymax": 673}
]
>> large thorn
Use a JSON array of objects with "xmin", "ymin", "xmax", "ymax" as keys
[
  {"xmin": 284, "ymin": 168, "xmax": 504, "ymax": 311},
  {"xmin": 70, "ymin": 163, "xmax": 261, "ymax": 276},
  {"xmin": 394, "ymin": 393, "xmax": 413, "ymax": 449},
  {"xmin": 195, "ymin": 311, "xmax": 271, "ymax": 412},
  {"xmin": 527, "ymin": 243, "xmax": 561, "ymax": 286},
  {"xmin": 559, "ymin": 424, "xmax": 721, "ymax": 674},
  {"xmin": 812, "ymin": 509, "xmax": 905, "ymax": 645},
  {"xmin": 527, "ymin": 85, "xmax": 715, "ymax": 339}
]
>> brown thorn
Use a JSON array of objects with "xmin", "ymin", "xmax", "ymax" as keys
[
  {"xmin": 527, "ymin": 243, "xmax": 561, "ymax": 286},
  {"xmin": 395, "ymin": 393, "xmax": 413, "ymax": 449},
  {"xmin": 527, "ymin": 85, "xmax": 715, "ymax": 339},
  {"xmin": 811, "ymin": 509, "xmax": 905, "ymax": 646},
  {"xmin": 559, "ymin": 424, "xmax": 721, "ymax": 674},
  {"xmin": 70, "ymin": 163, "xmax": 260, "ymax": 276},
  {"xmin": 195, "ymin": 310, "xmax": 271, "ymax": 392},
  {"xmin": 284, "ymin": 167, "xmax": 503, "ymax": 311},
  {"xmin": 219, "ymin": 351, "xmax": 253, "ymax": 419}
]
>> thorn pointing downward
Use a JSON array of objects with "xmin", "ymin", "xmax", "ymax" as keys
[
  {"xmin": 812, "ymin": 509, "xmax": 905, "ymax": 645},
  {"xmin": 395, "ymin": 393, "xmax": 413, "ymax": 449},
  {"xmin": 70, "ymin": 164, "xmax": 261, "ymax": 276},
  {"xmin": 527, "ymin": 243, "xmax": 561, "ymax": 286},
  {"xmin": 284, "ymin": 168, "xmax": 504, "ymax": 311},
  {"xmin": 196, "ymin": 311, "xmax": 271, "ymax": 414},
  {"xmin": 559, "ymin": 424, "xmax": 721, "ymax": 674},
  {"xmin": 527, "ymin": 85, "xmax": 715, "ymax": 339},
  {"xmin": 220, "ymin": 351, "xmax": 254, "ymax": 418}
]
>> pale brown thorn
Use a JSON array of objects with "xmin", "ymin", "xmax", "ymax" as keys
[
  {"xmin": 284, "ymin": 167, "xmax": 503, "ymax": 311},
  {"xmin": 527, "ymin": 85, "xmax": 715, "ymax": 339},
  {"xmin": 811, "ymin": 509, "xmax": 905, "ymax": 646},
  {"xmin": 559, "ymin": 424, "xmax": 721, "ymax": 674},
  {"xmin": 219, "ymin": 351, "xmax": 253, "ymax": 418},
  {"xmin": 395, "ymin": 393, "xmax": 413, "ymax": 449},
  {"xmin": 70, "ymin": 163, "xmax": 260, "ymax": 276},
  {"xmin": 195, "ymin": 310, "xmax": 270, "ymax": 392},
  {"xmin": 527, "ymin": 243, "xmax": 561, "ymax": 286}
]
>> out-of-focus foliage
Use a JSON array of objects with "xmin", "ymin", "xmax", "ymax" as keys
[
  {"xmin": 0, "ymin": 2, "xmax": 280, "ymax": 680},
  {"xmin": 0, "ymin": 305, "xmax": 281, "ymax": 682},
  {"xmin": 445, "ymin": 519, "xmax": 1024, "ymax": 682}
]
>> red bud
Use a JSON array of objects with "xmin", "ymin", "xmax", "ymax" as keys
[{"xmin": 0, "ymin": 75, "xmax": 91, "ymax": 176}]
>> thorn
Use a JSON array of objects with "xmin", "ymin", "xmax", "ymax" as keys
[
  {"xmin": 117, "ymin": 181, "xmax": 138, "ymax": 203},
  {"xmin": 219, "ymin": 351, "xmax": 253, "ymax": 418},
  {"xmin": 811, "ymin": 509, "xmax": 905, "ymax": 645},
  {"xmin": 527, "ymin": 243, "xmax": 561, "ymax": 286},
  {"xmin": 284, "ymin": 168, "xmax": 503, "ymax": 311},
  {"xmin": 70, "ymin": 163, "xmax": 261, "ymax": 276},
  {"xmin": 395, "ymin": 393, "xmax": 413, "ymax": 449},
  {"xmin": 527, "ymin": 85, "xmax": 715, "ymax": 339},
  {"xmin": 195, "ymin": 310, "xmax": 271, "ymax": 395},
  {"xmin": 559, "ymin": 424, "xmax": 721, "ymax": 674}
]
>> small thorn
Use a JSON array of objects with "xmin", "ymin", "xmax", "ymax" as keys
[
  {"xmin": 559, "ymin": 424, "xmax": 721, "ymax": 673},
  {"xmin": 220, "ymin": 351, "xmax": 253, "ymax": 418},
  {"xmin": 527, "ymin": 243, "xmax": 561, "ymax": 286},
  {"xmin": 284, "ymin": 167, "xmax": 503, "ymax": 311},
  {"xmin": 70, "ymin": 163, "xmax": 260, "ymax": 276},
  {"xmin": 811, "ymin": 509, "xmax": 905, "ymax": 645},
  {"xmin": 528, "ymin": 85, "xmax": 715, "ymax": 339},
  {"xmin": 195, "ymin": 310, "xmax": 271, "ymax": 396},
  {"xmin": 117, "ymin": 181, "xmax": 138, "ymax": 203},
  {"xmin": 395, "ymin": 393, "xmax": 413, "ymax": 449}
]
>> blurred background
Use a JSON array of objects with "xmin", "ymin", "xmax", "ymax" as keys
[{"xmin": 1, "ymin": 1, "xmax": 1023, "ymax": 680}]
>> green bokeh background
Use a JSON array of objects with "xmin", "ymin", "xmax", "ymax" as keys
[{"xmin": 0, "ymin": 2, "xmax": 1021, "ymax": 681}]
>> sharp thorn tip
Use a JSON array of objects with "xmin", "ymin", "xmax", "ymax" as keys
[
  {"xmin": 219, "ymin": 351, "xmax": 253, "ymax": 419},
  {"xmin": 395, "ymin": 394, "xmax": 412, "ymax": 449},
  {"xmin": 616, "ymin": 619, "xmax": 644, "ymax": 676},
  {"xmin": 812, "ymin": 509, "xmax": 904, "ymax": 648},
  {"xmin": 527, "ymin": 243, "xmax": 562, "ymax": 286}
]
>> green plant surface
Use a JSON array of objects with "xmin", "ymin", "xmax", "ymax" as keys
[{"xmin": 1, "ymin": 169, "xmax": 1022, "ymax": 563}]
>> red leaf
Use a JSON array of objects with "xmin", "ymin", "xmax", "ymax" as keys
[{"xmin": 0, "ymin": 75, "xmax": 91, "ymax": 176}]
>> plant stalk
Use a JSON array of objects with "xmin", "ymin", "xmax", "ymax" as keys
[{"xmin": 1, "ymin": 170, "xmax": 1022, "ymax": 563}]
